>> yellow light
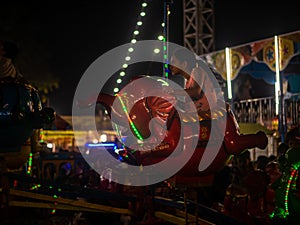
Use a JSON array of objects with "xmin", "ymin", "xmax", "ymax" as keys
[
  {"xmin": 100, "ymin": 134, "xmax": 107, "ymax": 142},
  {"xmin": 154, "ymin": 48, "xmax": 160, "ymax": 54},
  {"xmin": 158, "ymin": 35, "xmax": 164, "ymax": 41}
]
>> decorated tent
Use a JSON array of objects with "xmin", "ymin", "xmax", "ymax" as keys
[
  {"xmin": 202, "ymin": 30, "xmax": 300, "ymax": 142},
  {"xmin": 203, "ymin": 30, "xmax": 300, "ymax": 101}
]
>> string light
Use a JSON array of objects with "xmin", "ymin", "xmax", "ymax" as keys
[
  {"xmin": 30, "ymin": 184, "xmax": 41, "ymax": 190},
  {"xmin": 112, "ymin": 1, "xmax": 172, "ymax": 93},
  {"xmin": 116, "ymin": 94, "xmax": 143, "ymax": 140},
  {"xmin": 39, "ymin": 129, "xmax": 45, "ymax": 143},
  {"xmin": 270, "ymin": 162, "xmax": 300, "ymax": 220},
  {"xmin": 162, "ymin": 1, "xmax": 172, "ymax": 78},
  {"xmin": 28, "ymin": 184, "xmax": 62, "ymax": 215},
  {"xmin": 283, "ymin": 169, "xmax": 297, "ymax": 216},
  {"xmin": 113, "ymin": 1, "xmax": 149, "ymax": 94},
  {"xmin": 27, "ymin": 152, "xmax": 33, "ymax": 175}
]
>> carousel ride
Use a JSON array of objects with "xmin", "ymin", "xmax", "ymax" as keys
[
  {"xmin": 0, "ymin": 70, "xmax": 299, "ymax": 225},
  {"xmin": 1, "ymin": 2, "xmax": 300, "ymax": 225},
  {"xmin": 74, "ymin": 74, "xmax": 270, "ymax": 225}
]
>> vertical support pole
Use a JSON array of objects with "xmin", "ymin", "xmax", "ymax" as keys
[
  {"xmin": 274, "ymin": 35, "xmax": 285, "ymax": 143},
  {"xmin": 225, "ymin": 47, "xmax": 233, "ymax": 110}
]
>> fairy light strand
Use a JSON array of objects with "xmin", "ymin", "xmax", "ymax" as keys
[
  {"xmin": 113, "ymin": 1, "xmax": 149, "ymax": 94},
  {"xmin": 162, "ymin": 1, "xmax": 171, "ymax": 78},
  {"xmin": 27, "ymin": 152, "xmax": 33, "ymax": 175},
  {"xmin": 116, "ymin": 94, "xmax": 143, "ymax": 140},
  {"xmin": 271, "ymin": 162, "xmax": 300, "ymax": 220}
]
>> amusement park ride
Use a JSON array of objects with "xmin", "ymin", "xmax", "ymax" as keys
[
  {"xmin": 1, "ymin": 72, "xmax": 299, "ymax": 225},
  {"xmin": 1, "ymin": 1, "xmax": 300, "ymax": 225}
]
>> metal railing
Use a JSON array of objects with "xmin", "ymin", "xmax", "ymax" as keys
[{"xmin": 233, "ymin": 93, "xmax": 300, "ymax": 131}]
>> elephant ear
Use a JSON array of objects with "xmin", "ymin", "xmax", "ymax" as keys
[{"xmin": 145, "ymin": 95, "xmax": 175, "ymax": 121}]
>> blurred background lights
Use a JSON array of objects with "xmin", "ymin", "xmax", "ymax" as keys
[{"xmin": 100, "ymin": 134, "xmax": 107, "ymax": 142}]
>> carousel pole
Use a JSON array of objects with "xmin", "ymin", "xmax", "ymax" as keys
[
  {"xmin": 274, "ymin": 35, "xmax": 285, "ymax": 143},
  {"xmin": 225, "ymin": 47, "xmax": 234, "ymax": 111}
]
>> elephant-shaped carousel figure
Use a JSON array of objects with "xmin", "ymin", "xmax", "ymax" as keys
[{"xmin": 80, "ymin": 75, "xmax": 268, "ymax": 188}]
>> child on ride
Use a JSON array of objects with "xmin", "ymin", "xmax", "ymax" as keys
[{"xmin": 169, "ymin": 47, "xmax": 220, "ymax": 113}]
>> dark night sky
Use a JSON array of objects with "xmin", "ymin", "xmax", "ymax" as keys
[{"xmin": 1, "ymin": 0, "xmax": 300, "ymax": 115}]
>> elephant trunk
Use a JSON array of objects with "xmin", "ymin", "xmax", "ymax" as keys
[{"xmin": 224, "ymin": 108, "xmax": 268, "ymax": 155}]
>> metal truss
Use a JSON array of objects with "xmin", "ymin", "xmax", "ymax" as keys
[{"xmin": 183, "ymin": 0, "xmax": 215, "ymax": 55}]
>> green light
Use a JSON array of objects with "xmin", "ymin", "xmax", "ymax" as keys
[
  {"xmin": 27, "ymin": 152, "xmax": 33, "ymax": 175},
  {"xmin": 293, "ymin": 161, "xmax": 300, "ymax": 170},
  {"xmin": 116, "ymin": 94, "xmax": 143, "ymax": 140},
  {"xmin": 284, "ymin": 168, "xmax": 298, "ymax": 216}
]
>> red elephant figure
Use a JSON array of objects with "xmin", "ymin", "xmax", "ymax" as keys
[{"xmin": 79, "ymin": 75, "xmax": 268, "ymax": 186}]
